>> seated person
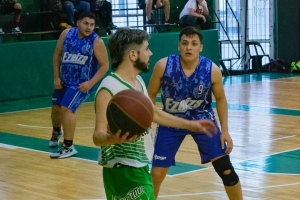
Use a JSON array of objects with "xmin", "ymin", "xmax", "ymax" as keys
[
  {"xmin": 60, "ymin": 0, "xmax": 90, "ymax": 28},
  {"xmin": 179, "ymin": 0, "xmax": 212, "ymax": 30},
  {"xmin": 74, "ymin": 0, "xmax": 116, "ymax": 35},
  {"xmin": 0, "ymin": 0, "xmax": 22, "ymax": 34},
  {"xmin": 95, "ymin": 0, "xmax": 116, "ymax": 35},
  {"xmin": 145, "ymin": 0, "xmax": 171, "ymax": 25}
]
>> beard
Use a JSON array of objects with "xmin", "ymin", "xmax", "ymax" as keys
[{"xmin": 133, "ymin": 57, "xmax": 149, "ymax": 73}]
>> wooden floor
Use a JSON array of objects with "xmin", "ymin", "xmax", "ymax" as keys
[{"xmin": 0, "ymin": 73, "xmax": 300, "ymax": 200}]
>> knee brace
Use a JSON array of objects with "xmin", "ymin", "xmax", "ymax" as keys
[{"xmin": 212, "ymin": 155, "xmax": 239, "ymax": 186}]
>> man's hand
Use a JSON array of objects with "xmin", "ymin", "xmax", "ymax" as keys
[
  {"xmin": 220, "ymin": 131, "xmax": 233, "ymax": 154},
  {"xmin": 78, "ymin": 81, "xmax": 93, "ymax": 92},
  {"xmin": 155, "ymin": 0, "xmax": 163, "ymax": 8},
  {"xmin": 107, "ymin": 129, "xmax": 139, "ymax": 144},
  {"xmin": 54, "ymin": 77, "xmax": 62, "ymax": 89},
  {"xmin": 200, "ymin": 15, "xmax": 206, "ymax": 23},
  {"xmin": 189, "ymin": 120, "xmax": 217, "ymax": 137}
]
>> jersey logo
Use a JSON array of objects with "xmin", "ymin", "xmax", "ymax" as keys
[
  {"xmin": 165, "ymin": 98, "xmax": 203, "ymax": 113},
  {"xmin": 116, "ymin": 186, "xmax": 146, "ymax": 200},
  {"xmin": 154, "ymin": 154, "xmax": 167, "ymax": 160},
  {"xmin": 62, "ymin": 52, "xmax": 88, "ymax": 65}
]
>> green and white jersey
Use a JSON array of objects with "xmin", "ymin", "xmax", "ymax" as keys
[{"xmin": 95, "ymin": 72, "xmax": 154, "ymax": 168}]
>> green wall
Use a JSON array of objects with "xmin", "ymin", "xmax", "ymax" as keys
[
  {"xmin": 276, "ymin": 0, "xmax": 300, "ymax": 61},
  {"xmin": 0, "ymin": 30, "xmax": 219, "ymax": 103}
]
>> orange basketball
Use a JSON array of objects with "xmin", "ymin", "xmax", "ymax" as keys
[{"xmin": 106, "ymin": 89, "xmax": 154, "ymax": 137}]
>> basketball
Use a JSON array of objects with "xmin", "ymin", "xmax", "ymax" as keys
[{"xmin": 106, "ymin": 89, "xmax": 154, "ymax": 137}]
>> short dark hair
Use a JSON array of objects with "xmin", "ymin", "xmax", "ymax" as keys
[
  {"xmin": 179, "ymin": 26, "xmax": 203, "ymax": 42},
  {"xmin": 108, "ymin": 28, "xmax": 150, "ymax": 71},
  {"xmin": 78, "ymin": 11, "xmax": 96, "ymax": 21}
]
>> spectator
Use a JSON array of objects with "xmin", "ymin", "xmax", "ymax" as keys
[
  {"xmin": 60, "ymin": 0, "xmax": 90, "ymax": 28},
  {"xmin": 145, "ymin": 0, "xmax": 171, "ymax": 25},
  {"xmin": 95, "ymin": 0, "xmax": 116, "ymax": 35},
  {"xmin": 0, "ymin": 0, "xmax": 22, "ymax": 34},
  {"xmin": 179, "ymin": 0, "xmax": 212, "ymax": 30}
]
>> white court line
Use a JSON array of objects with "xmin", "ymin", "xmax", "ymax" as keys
[
  {"xmin": 0, "ymin": 106, "xmax": 51, "ymax": 115},
  {"xmin": 1, "ymin": 143, "xmax": 300, "ymax": 199},
  {"xmin": 272, "ymin": 135, "xmax": 296, "ymax": 141},
  {"xmin": 168, "ymin": 147, "xmax": 300, "ymax": 177},
  {"xmin": 223, "ymin": 76, "xmax": 300, "ymax": 86},
  {"xmin": 0, "ymin": 101, "xmax": 94, "ymax": 115},
  {"xmin": 1, "ymin": 77, "xmax": 299, "ymax": 115},
  {"xmin": 158, "ymin": 182, "xmax": 300, "ymax": 198},
  {"xmin": 0, "ymin": 143, "xmax": 18, "ymax": 149},
  {"xmin": 14, "ymin": 124, "xmax": 300, "ymax": 177},
  {"xmin": 225, "ymin": 102, "xmax": 300, "ymax": 111},
  {"xmin": 0, "ymin": 143, "xmax": 98, "ymax": 164},
  {"xmin": 17, "ymin": 124, "xmax": 94, "ymax": 129},
  {"xmin": 269, "ymin": 80, "xmax": 300, "ymax": 84},
  {"xmin": 79, "ymin": 182, "xmax": 300, "ymax": 199}
]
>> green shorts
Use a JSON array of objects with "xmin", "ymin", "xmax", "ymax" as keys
[{"xmin": 103, "ymin": 164, "xmax": 155, "ymax": 200}]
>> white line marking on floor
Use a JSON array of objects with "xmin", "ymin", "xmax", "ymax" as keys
[
  {"xmin": 272, "ymin": 135, "xmax": 296, "ymax": 141},
  {"xmin": 0, "ymin": 143, "xmax": 18, "ymax": 149},
  {"xmin": 17, "ymin": 124, "xmax": 94, "ymax": 129},
  {"xmin": 79, "ymin": 182, "xmax": 300, "ymax": 199},
  {"xmin": 169, "ymin": 147, "xmax": 300, "ymax": 177}
]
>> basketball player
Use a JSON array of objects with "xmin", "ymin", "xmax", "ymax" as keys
[
  {"xmin": 93, "ymin": 28, "xmax": 217, "ymax": 200},
  {"xmin": 147, "ymin": 26, "xmax": 243, "ymax": 199},
  {"xmin": 49, "ymin": 11, "xmax": 109, "ymax": 158}
]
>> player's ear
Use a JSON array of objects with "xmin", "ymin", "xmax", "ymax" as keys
[
  {"xmin": 76, "ymin": 20, "xmax": 80, "ymax": 27},
  {"xmin": 199, "ymin": 44, "xmax": 203, "ymax": 53},
  {"xmin": 129, "ymin": 50, "xmax": 138, "ymax": 61}
]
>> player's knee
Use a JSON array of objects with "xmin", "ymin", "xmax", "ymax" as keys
[
  {"xmin": 151, "ymin": 167, "xmax": 168, "ymax": 183},
  {"xmin": 61, "ymin": 106, "xmax": 73, "ymax": 114},
  {"xmin": 162, "ymin": 0, "xmax": 170, "ymax": 5},
  {"xmin": 212, "ymin": 155, "xmax": 239, "ymax": 186}
]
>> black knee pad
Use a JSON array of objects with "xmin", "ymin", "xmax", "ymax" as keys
[{"xmin": 212, "ymin": 155, "xmax": 239, "ymax": 186}]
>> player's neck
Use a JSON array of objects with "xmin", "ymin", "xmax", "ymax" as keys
[
  {"xmin": 180, "ymin": 57, "xmax": 200, "ymax": 70},
  {"xmin": 115, "ymin": 63, "xmax": 139, "ymax": 83}
]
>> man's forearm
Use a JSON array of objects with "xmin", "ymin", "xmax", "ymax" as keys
[
  {"xmin": 202, "ymin": 6, "xmax": 209, "ymax": 16},
  {"xmin": 89, "ymin": 65, "xmax": 108, "ymax": 86},
  {"xmin": 53, "ymin": 54, "xmax": 61, "ymax": 79}
]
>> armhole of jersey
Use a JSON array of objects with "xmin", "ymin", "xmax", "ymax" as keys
[
  {"xmin": 136, "ymin": 75, "xmax": 146, "ymax": 94},
  {"xmin": 62, "ymin": 28, "xmax": 72, "ymax": 46},
  {"xmin": 95, "ymin": 87, "xmax": 113, "ymax": 99},
  {"xmin": 164, "ymin": 56, "xmax": 172, "ymax": 77},
  {"xmin": 94, "ymin": 87, "xmax": 113, "ymax": 112},
  {"xmin": 209, "ymin": 59, "xmax": 213, "ymax": 85}
]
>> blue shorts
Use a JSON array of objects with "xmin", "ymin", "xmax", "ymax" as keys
[
  {"xmin": 152, "ymin": 126, "xmax": 226, "ymax": 167},
  {"xmin": 52, "ymin": 86, "xmax": 90, "ymax": 113}
]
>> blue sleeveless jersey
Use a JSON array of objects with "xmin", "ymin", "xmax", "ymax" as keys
[
  {"xmin": 60, "ymin": 27, "xmax": 98, "ymax": 88},
  {"xmin": 161, "ymin": 54, "xmax": 216, "ymax": 121}
]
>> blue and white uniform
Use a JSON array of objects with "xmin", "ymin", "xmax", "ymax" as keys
[
  {"xmin": 52, "ymin": 27, "xmax": 98, "ymax": 113},
  {"xmin": 152, "ymin": 54, "xmax": 226, "ymax": 167}
]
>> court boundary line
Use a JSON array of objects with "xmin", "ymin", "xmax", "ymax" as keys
[
  {"xmin": 223, "ymin": 75, "xmax": 300, "ymax": 86},
  {"xmin": 17, "ymin": 124, "xmax": 94, "ymax": 129},
  {"xmin": 0, "ymin": 101, "xmax": 95, "ymax": 115},
  {"xmin": 272, "ymin": 135, "xmax": 296, "ymax": 141},
  {"xmin": 79, "ymin": 182, "xmax": 300, "ymax": 199},
  {"xmin": 0, "ymin": 142, "xmax": 98, "ymax": 164},
  {"xmin": 168, "ymin": 147, "xmax": 300, "ymax": 177},
  {"xmin": 1, "ymin": 75, "xmax": 300, "ymax": 115},
  {"xmin": 1, "ymin": 144, "xmax": 300, "ymax": 198}
]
